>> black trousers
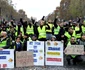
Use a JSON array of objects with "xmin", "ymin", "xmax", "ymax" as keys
[{"xmin": 66, "ymin": 55, "xmax": 83, "ymax": 65}]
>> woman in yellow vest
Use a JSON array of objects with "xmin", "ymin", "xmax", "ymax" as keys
[
  {"xmin": 37, "ymin": 20, "xmax": 50, "ymax": 41},
  {"xmin": 65, "ymin": 36, "xmax": 82, "ymax": 65}
]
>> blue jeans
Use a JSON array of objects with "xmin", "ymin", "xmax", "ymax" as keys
[{"xmin": 46, "ymin": 34, "xmax": 52, "ymax": 40}]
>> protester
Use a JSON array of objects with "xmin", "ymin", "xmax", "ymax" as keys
[
  {"xmin": 12, "ymin": 37, "xmax": 22, "ymax": 51},
  {"xmin": 0, "ymin": 31, "xmax": 11, "ymax": 50},
  {"xmin": 23, "ymin": 34, "xmax": 29, "ymax": 51},
  {"xmin": 66, "ymin": 36, "xmax": 83, "ymax": 65},
  {"xmin": 26, "ymin": 21, "xmax": 34, "ymax": 37},
  {"xmin": 46, "ymin": 20, "xmax": 53, "ymax": 40},
  {"xmin": 37, "ymin": 20, "xmax": 50, "ymax": 41},
  {"xmin": 31, "ymin": 34, "xmax": 38, "ymax": 41},
  {"xmin": 52, "ymin": 18, "xmax": 60, "ymax": 40},
  {"xmin": 51, "ymin": 35, "xmax": 56, "ymax": 41},
  {"xmin": 78, "ymin": 33, "xmax": 85, "ymax": 51}
]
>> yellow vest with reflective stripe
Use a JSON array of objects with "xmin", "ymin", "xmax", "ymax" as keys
[
  {"xmin": 46, "ymin": 23, "xmax": 53, "ymax": 33},
  {"xmin": 75, "ymin": 27, "xmax": 81, "ymax": 38},
  {"xmin": 38, "ymin": 26, "xmax": 46, "ymax": 39},
  {"xmin": 82, "ymin": 26, "xmax": 85, "ymax": 33},
  {"xmin": 54, "ymin": 26, "xmax": 60, "ymax": 35},
  {"xmin": 64, "ymin": 31, "xmax": 76, "ymax": 42},
  {"xmin": 27, "ymin": 25, "xmax": 34, "ymax": 34}
]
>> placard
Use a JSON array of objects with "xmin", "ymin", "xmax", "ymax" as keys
[
  {"xmin": 45, "ymin": 41, "xmax": 63, "ymax": 66},
  {"xmin": 0, "ymin": 49, "xmax": 14, "ymax": 68},
  {"xmin": 27, "ymin": 41, "xmax": 44, "ymax": 66},
  {"xmin": 65, "ymin": 45, "xmax": 84, "ymax": 55},
  {"xmin": 16, "ymin": 51, "xmax": 34, "ymax": 67}
]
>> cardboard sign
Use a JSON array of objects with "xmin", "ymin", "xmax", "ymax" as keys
[
  {"xmin": 0, "ymin": 49, "xmax": 14, "ymax": 68},
  {"xmin": 65, "ymin": 45, "xmax": 84, "ymax": 55},
  {"xmin": 45, "ymin": 41, "xmax": 63, "ymax": 66},
  {"xmin": 27, "ymin": 41, "xmax": 44, "ymax": 66},
  {"xmin": 16, "ymin": 51, "xmax": 34, "ymax": 67}
]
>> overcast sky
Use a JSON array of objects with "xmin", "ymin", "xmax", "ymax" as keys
[{"xmin": 12, "ymin": 0, "xmax": 61, "ymax": 20}]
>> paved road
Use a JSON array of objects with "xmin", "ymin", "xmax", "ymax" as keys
[{"xmin": 2, "ymin": 66, "xmax": 85, "ymax": 70}]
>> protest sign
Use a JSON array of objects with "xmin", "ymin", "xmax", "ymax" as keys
[
  {"xmin": 65, "ymin": 45, "xmax": 84, "ymax": 55},
  {"xmin": 45, "ymin": 41, "xmax": 63, "ymax": 66},
  {"xmin": 0, "ymin": 49, "xmax": 14, "ymax": 68},
  {"xmin": 16, "ymin": 51, "xmax": 34, "ymax": 67},
  {"xmin": 27, "ymin": 41, "xmax": 44, "ymax": 66}
]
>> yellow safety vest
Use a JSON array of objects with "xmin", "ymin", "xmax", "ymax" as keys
[
  {"xmin": 46, "ymin": 23, "xmax": 53, "ymax": 33},
  {"xmin": 82, "ymin": 26, "xmax": 85, "ymax": 33},
  {"xmin": 38, "ymin": 26, "xmax": 46, "ymax": 39},
  {"xmin": 26, "ymin": 25, "xmax": 34, "ymax": 34},
  {"xmin": 0, "ymin": 40, "xmax": 7, "ymax": 48},
  {"xmin": 64, "ymin": 31, "xmax": 76, "ymax": 42},
  {"xmin": 75, "ymin": 27, "xmax": 81, "ymax": 38},
  {"xmin": 54, "ymin": 26, "xmax": 60, "ymax": 35}
]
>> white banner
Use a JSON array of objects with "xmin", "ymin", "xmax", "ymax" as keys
[
  {"xmin": 0, "ymin": 49, "xmax": 14, "ymax": 68},
  {"xmin": 27, "ymin": 41, "xmax": 44, "ymax": 66},
  {"xmin": 45, "ymin": 41, "xmax": 63, "ymax": 66}
]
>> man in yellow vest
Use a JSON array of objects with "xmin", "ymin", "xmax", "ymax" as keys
[
  {"xmin": 65, "ymin": 36, "xmax": 82, "ymax": 65},
  {"xmin": 46, "ymin": 20, "xmax": 53, "ymax": 40},
  {"xmin": 64, "ymin": 25, "xmax": 82, "ymax": 44},
  {"xmin": 0, "ymin": 31, "xmax": 10, "ymax": 50},
  {"xmin": 37, "ymin": 20, "xmax": 50, "ymax": 41}
]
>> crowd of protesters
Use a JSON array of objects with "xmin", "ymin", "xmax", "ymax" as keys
[{"xmin": 0, "ymin": 16, "xmax": 85, "ymax": 65}]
